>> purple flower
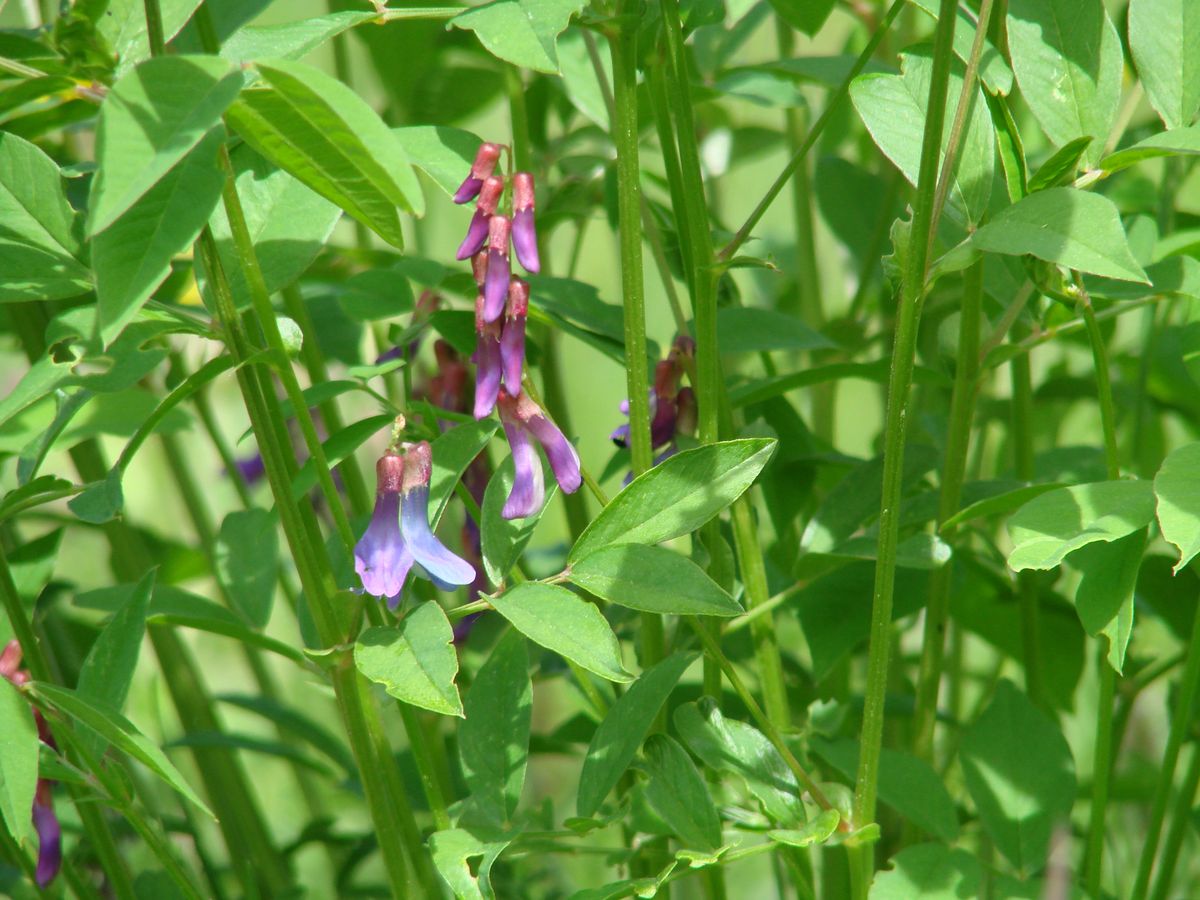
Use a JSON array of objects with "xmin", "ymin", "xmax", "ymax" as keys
[
  {"xmin": 473, "ymin": 296, "xmax": 503, "ymax": 419},
  {"xmin": 501, "ymin": 278, "xmax": 529, "ymax": 396},
  {"xmin": 33, "ymin": 784, "xmax": 60, "ymax": 888},
  {"xmin": 497, "ymin": 391, "xmax": 581, "ymax": 519},
  {"xmin": 456, "ymin": 175, "xmax": 505, "ymax": 260},
  {"xmin": 454, "ymin": 142, "xmax": 502, "ymax": 204},
  {"xmin": 354, "ymin": 447, "xmax": 476, "ymax": 608},
  {"xmin": 482, "ymin": 215, "xmax": 511, "ymax": 322},
  {"xmin": 512, "ymin": 172, "xmax": 540, "ymax": 274}
]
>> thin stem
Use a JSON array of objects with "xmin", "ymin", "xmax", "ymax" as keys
[
  {"xmin": 1084, "ymin": 654, "xmax": 1115, "ymax": 892},
  {"xmin": 718, "ymin": 0, "xmax": 905, "ymax": 262},
  {"xmin": 197, "ymin": 230, "xmax": 425, "ymax": 897},
  {"xmin": 1130, "ymin": 596, "xmax": 1200, "ymax": 900},
  {"xmin": 1078, "ymin": 285, "xmax": 1120, "ymax": 480},
  {"xmin": 851, "ymin": 1, "xmax": 959, "ymax": 885},
  {"xmin": 910, "ymin": 259, "xmax": 983, "ymax": 769},
  {"xmin": 216, "ymin": 146, "xmax": 358, "ymax": 555},
  {"xmin": 1148, "ymin": 741, "xmax": 1200, "ymax": 900},
  {"xmin": 397, "ymin": 702, "xmax": 451, "ymax": 832},
  {"xmin": 1009, "ymin": 332, "xmax": 1043, "ymax": 708},
  {"xmin": 141, "ymin": 0, "xmax": 166, "ymax": 57}
]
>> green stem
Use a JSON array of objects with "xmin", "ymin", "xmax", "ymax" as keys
[
  {"xmin": 1009, "ymin": 336, "xmax": 1044, "ymax": 708},
  {"xmin": 609, "ymin": 7, "xmax": 665, "ymax": 679},
  {"xmin": 910, "ymin": 259, "xmax": 983, "ymax": 769},
  {"xmin": 216, "ymin": 148, "xmax": 358, "ymax": 556},
  {"xmin": 1077, "ymin": 282, "xmax": 1122, "ymax": 894},
  {"xmin": 397, "ymin": 702, "xmax": 451, "ymax": 832},
  {"xmin": 141, "ymin": 0, "xmax": 166, "ymax": 56},
  {"xmin": 1148, "ymin": 741, "xmax": 1200, "ymax": 900},
  {"xmin": 1130, "ymin": 594, "xmax": 1200, "ymax": 900},
  {"xmin": 851, "ymin": 1, "xmax": 958, "ymax": 887},
  {"xmin": 718, "ymin": 0, "xmax": 905, "ymax": 262},
  {"xmin": 279, "ymin": 283, "xmax": 372, "ymax": 516},
  {"xmin": 197, "ymin": 231, "xmax": 426, "ymax": 896}
]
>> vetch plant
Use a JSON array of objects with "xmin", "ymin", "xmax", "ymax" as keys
[{"xmin": 3, "ymin": 0, "xmax": 1200, "ymax": 897}]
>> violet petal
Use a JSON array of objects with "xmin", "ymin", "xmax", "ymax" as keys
[
  {"xmin": 500, "ymin": 316, "xmax": 526, "ymax": 395},
  {"xmin": 512, "ymin": 209, "xmax": 540, "ymax": 273},
  {"xmin": 401, "ymin": 484, "xmax": 476, "ymax": 586},
  {"xmin": 33, "ymin": 797, "xmax": 60, "ymax": 888},
  {"xmin": 456, "ymin": 209, "xmax": 490, "ymax": 260},
  {"xmin": 483, "ymin": 250, "xmax": 510, "ymax": 321},
  {"xmin": 453, "ymin": 176, "xmax": 483, "ymax": 204},
  {"xmin": 525, "ymin": 412, "xmax": 581, "ymax": 494},
  {"xmin": 501, "ymin": 418, "xmax": 545, "ymax": 519},
  {"xmin": 473, "ymin": 333, "xmax": 502, "ymax": 419},
  {"xmin": 353, "ymin": 493, "xmax": 414, "ymax": 598}
]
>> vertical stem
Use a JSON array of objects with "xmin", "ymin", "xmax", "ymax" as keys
[
  {"xmin": 1078, "ymin": 285, "xmax": 1120, "ymax": 895},
  {"xmin": 141, "ymin": 0, "xmax": 166, "ymax": 56},
  {"xmin": 197, "ymin": 231, "xmax": 428, "ymax": 897},
  {"xmin": 911, "ymin": 259, "xmax": 983, "ymax": 768},
  {"xmin": 1009, "ymin": 339, "xmax": 1044, "ymax": 707},
  {"xmin": 1131, "ymin": 596, "xmax": 1200, "ymax": 900},
  {"xmin": 850, "ymin": 1, "xmax": 958, "ymax": 888},
  {"xmin": 609, "ymin": 6, "xmax": 665, "ymax": 676},
  {"xmin": 1148, "ymin": 741, "xmax": 1200, "ymax": 900}
]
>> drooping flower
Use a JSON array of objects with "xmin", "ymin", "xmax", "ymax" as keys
[
  {"xmin": 482, "ymin": 214, "xmax": 512, "ymax": 322},
  {"xmin": 511, "ymin": 172, "xmax": 539, "ymax": 274},
  {"xmin": 454, "ymin": 142, "xmax": 502, "ymax": 204},
  {"xmin": 473, "ymin": 295, "xmax": 503, "ymax": 419},
  {"xmin": 456, "ymin": 175, "xmax": 505, "ymax": 261},
  {"xmin": 497, "ymin": 391, "xmax": 581, "ymax": 519},
  {"xmin": 610, "ymin": 336, "xmax": 697, "ymax": 479},
  {"xmin": 354, "ymin": 445, "xmax": 476, "ymax": 608},
  {"xmin": 1, "ymin": 641, "xmax": 61, "ymax": 888},
  {"xmin": 500, "ymin": 277, "xmax": 529, "ymax": 396}
]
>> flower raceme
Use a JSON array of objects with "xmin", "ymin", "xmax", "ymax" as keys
[
  {"xmin": 1, "ymin": 641, "xmax": 61, "ymax": 888},
  {"xmin": 354, "ymin": 442, "xmax": 476, "ymax": 608},
  {"xmin": 611, "ymin": 335, "xmax": 698, "ymax": 459}
]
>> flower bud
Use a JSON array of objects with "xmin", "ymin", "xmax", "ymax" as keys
[
  {"xmin": 453, "ymin": 142, "xmax": 501, "ymax": 204},
  {"xmin": 455, "ymin": 175, "xmax": 505, "ymax": 260},
  {"xmin": 511, "ymin": 172, "xmax": 540, "ymax": 273},
  {"xmin": 501, "ymin": 277, "xmax": 530, "ymax": 395},
  {"xmin": 482, "ymin": 214, "xmax": 512, "ymax": 322}
]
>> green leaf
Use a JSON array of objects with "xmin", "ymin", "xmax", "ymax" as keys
[
  {"xmin": 290, "ymin": 414, "xmax": 394, "ymax": 499},
  {"xmin": 215, "ymin": 509, "xmax": 278, "ymax": 629},
  {"xmin": 430, "ymin": 419, "xmax": 499, "ymax": 529},
  {"xmin": 76, "ymin": 571, "xmax": 153, "ymax": 759},
  {"xmin": 1129, "ymin": 0, "xmax": 1200, "ymax": 130},
  {"xmin": 205, "ymin": 144, "xmax": 341, "ymax": 311},
  {"xmin": 481, "ymin": 454, "xmax": 557, "ymax": 586},
  {"xmin": 30, "ymin": 682, "xmax": 213, "ymax": 817},
  {"xmin": 429, "ymin": 828, "xmax": 511, "ymax": 900},
  {"xmin": 959, "ymin": 680, "xmax": 1076, "ymax": 874},
  {"xmin": 871, "ymin": 844, "xmax": 984, "ymax": 900},
  {"xmin": 810, "ymin": 736, "xmax": 959, "ymax": 842},
  {"xmin": 393, "ymin": 125, "xmax": 485, "ymax": 199},
  {"xmin": 98, "ymin": 0, "xmax": 206, "ymax": 74},
  {"xmin": 0, "ymin": 676, "xmax": 38, "ymax": 847},
  {"xmin": 459, "ymin": 630, "xmax": 531, "ymax": 828},
  {"xmin": 354, "ymin": 603, "xmax": 464, "ymax": 717},
  {"xmin": 68, "ymin": 469, "xmax": 125, "ymax": 524},
  {"xmin": 1100, "ymin": 126, "xmax": 1200, "ymax": 174},
  {"xmin": 1026, "ymin": 136, "xmax": 1093, "ymax": 192},
  {"xmin": 801, "ymin": 446, "xmax": 939, "ymax": 554},
  {"xmin": 92, "ymin": 127, "xmax": 226, "ymax": 345},
  {"xmin": 908, "ymin": 0, "xmax": 1013, "ymax": 95},
  {"xmin": 1007, "ymin": 0, "xmax": 1123, "ymax": 167},
  {"xmin": 1006, "ymin": 480, "xmax": 1156, "ymax": 570},
  {"xmin": 0, "ymin": 477, "xmax": 76, "ymax": 524},
  {"xmin": 569, "ymin": 545, "xmax": 743, "ymax": 617},
  {"xmin": 641, "ymin": 734, "xmax": 722, "ymax": 852},
  {"xmin": 971, "ymin": 188, "xmax": 1149, "ymax": 284},
  {"xmin": 225, "ymin": 59, "xmax": 423, "ymax": 248},
  {"xmin": 450, "ymin": 0, "xmax": 587, "ymax": 74},
  {"xmin": 89, "ymin": 56, "xmax": 243, "ymax": 234},
  {"xmin": 1155, "ymin": 442, "xmax": 1200, "ymax": 572},
  {"xmin": 1068, "ymin": 528, "xmax": 1144, "ymax": 672},
  {"xmin": 768, "ymin": 811, "xmax": 841, "ymax": 849},
  {"xmin": 221, "ymin": 11, "xmax": 376, "ymax": 61},
  {"xmin": 940, "ymin": 482, "xmax": 1065, "ymax": 532},
  {"xmin": 673, "ymin": 698, "xmax": 804, "ymax": 826},
  {"xmin": 490, "ymin": 583, "xmax": 631, "ymax": 683},
  {"xmin": 710, "ymin": 307, "xmax": 835, "ymax": 354},
  {"xmin": 569, "ymin": 439, "xmax": 776, "ymax": 563},
  {"xmin": 0, "ymin": 133, "xmax": 90, "ymax": 302},
  {"xmin": 577, "ymin": 652, "xmax": 697, "ymax": 817},
  {"xmin": 217, "ymin": 694, "xmax": 355, "ymax": 776},
  {"xmin": 849, "ymin": 48, "xmax": 995, "ymax": 226}
]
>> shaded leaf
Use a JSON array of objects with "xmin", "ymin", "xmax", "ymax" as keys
[
  {"xmin": 451, "ymin": 0, "xmax": 587, "ymax": 74},
  {"xmin": 1154, "ymin": 442, "xmax": 1200, "ymax": 572},
  {"xmin": 214, "ymin": 509, "xmax": 278, "ymax": 629},
  {"xmin": 0, "ymin": 677, "xmax": 38, "ymax": 847},
  {"xmin": 641, "ymin": 734, "xmax": 722, "ymax": 852},
  {"xmin": 1128, "ymin": 0, "xmax": 1200, "ymax": 130},
  {"xmin": 569, "ymin": 544, "xmax": 743, "ymax": 617},
  {"xmin": 354, "ymin": 603, "xmax": 464, "ymax": 717}
]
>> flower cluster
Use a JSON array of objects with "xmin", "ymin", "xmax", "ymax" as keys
[
  {"xmin": 456, "ymin": 142, "xmax": 581, "ymax": 520},
  {"xmin": 1, "ymin": 641, "xmax": 60, "ymax": 887},
  {"xmin": 611, "ymin": 335, "xmax": 698, "ymax": 472},
  {"xmin": 354, "ymin": 441, "xmax": 476, "ymax": 609}
]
